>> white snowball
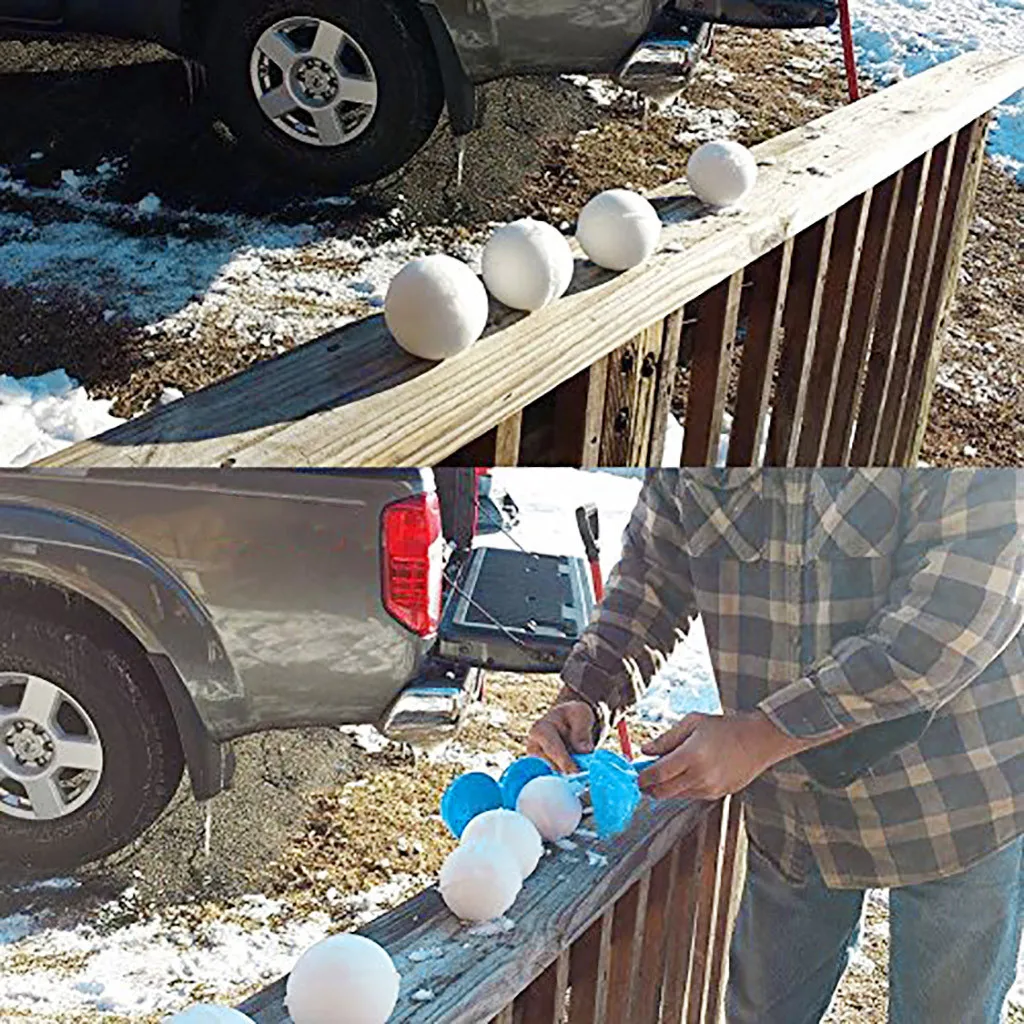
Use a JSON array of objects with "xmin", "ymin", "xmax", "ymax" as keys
[
  {"xmin": 163, "ymin": 1008, "xmax": 253, "ymax": 1024},
  {"xmin": 385, "ymin": 254, "xmax": 489, "ymax": 360},
  {"xmin": 439, "ymin": 839, "xmax": 523, "ymax": 922},
  {"xmin": 460, "ymin": 809, "xmax": 544, "ymax": 879},
  {"xmin": 686, "ymin": 140, "xmax": 758, "ymax": 208},
  {"xmin": 575, "ymin": 189, "xmax": 662, "ymax": 271},
  {"xmin": 515, "ymin": 775, "xmax": 582, "ymax": 842},
  {"xmin": 285, "ymin": 934, "xmax": 400, "ymax": 1024},
  {"xmin": 481, "ymin": 218, "xmax": 575, "ymax": 311}
]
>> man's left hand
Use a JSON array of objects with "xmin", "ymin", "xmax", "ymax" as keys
[{"xmin": 637, "ymin": 711, "xmax": 817, "ymax": 800}]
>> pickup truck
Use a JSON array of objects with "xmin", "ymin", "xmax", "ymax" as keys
[
  {"xmin": 0, "ymin": 468, "xmax": 595, "ymax": 873},
  {"xmin": 0, "ymin": 0, "xmax": 836, "ymax": 184}
]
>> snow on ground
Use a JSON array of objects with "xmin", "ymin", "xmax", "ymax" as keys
[
  {"xmin": 0, "ymin": 370, "xmax": 123, "ymax": 466},
  {"xmin": 841, "ymin": 0, "xmax": 1024, "ymax": 179}
]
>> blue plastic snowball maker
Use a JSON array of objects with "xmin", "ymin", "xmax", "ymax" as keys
[
  {"xmin": 440, "ymin": 772, "xmax": 503, "ymax": 838},
  {"xmin": 499, "ymin": 756, "xmax": 554, "ymax": 810},
  {"xmin": 587, "ymin": 750, "xmax": 660, "ymax": 839}
]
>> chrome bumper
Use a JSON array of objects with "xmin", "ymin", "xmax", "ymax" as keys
[{"xmin": 379, "ymin": 661, "xmax": 483, "ymax": 744}]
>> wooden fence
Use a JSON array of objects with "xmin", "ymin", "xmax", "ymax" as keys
[
  {"xmin": 36, "ymin": 50, "xmax": 1023, "ymax": 473},
  {"xmin": 238, "ymin": 796, "xmax": 746, "ymax": 1024}
]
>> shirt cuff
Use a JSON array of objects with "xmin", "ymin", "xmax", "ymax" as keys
[{"xmin": 758, "ymin": 676, "xmax": 852, "ymax": 740}]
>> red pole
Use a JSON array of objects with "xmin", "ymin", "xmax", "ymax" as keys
[
  {"xmin": 838, "ymin": 0, "xmax": 860, "ymax": 102},
  {"xmin": 587, "ymin": 556, "xmax": 635, "ymax": 760}
]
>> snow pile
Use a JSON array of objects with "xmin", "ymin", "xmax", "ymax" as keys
[
  {"xmin": 842, "ymin": 0, "xmax": 1024, "ymax": 179},
  {"xmin": 0, "ymin": 370, "xmax": 123, "ymax": 466}
]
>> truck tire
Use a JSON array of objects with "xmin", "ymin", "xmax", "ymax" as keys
[
  {"xmin": 0, "ymin": 607, "xmax": 184, "ymax": 875},
  {"xmin": 205, "ymin": 0, "xmax": 445, "ymax": 185}
]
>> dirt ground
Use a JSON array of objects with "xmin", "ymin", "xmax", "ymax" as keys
[{"xmin": 0, "ymin": 29, "xmax": 1019, "ymax": 462}]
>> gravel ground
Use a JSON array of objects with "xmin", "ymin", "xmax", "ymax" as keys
[{"xmin": 0, "ymin": 29, "xmax": 1019, "ymax": 462}]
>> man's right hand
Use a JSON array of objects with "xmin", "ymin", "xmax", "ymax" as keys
[{"xmin": 527, "ymin": 697, "xmax": 597, "ymax": 774}]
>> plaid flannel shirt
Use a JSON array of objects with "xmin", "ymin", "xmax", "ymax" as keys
[{"xmin": 561, "ymin": 469, "xmax": 1023, "ymax": 889}]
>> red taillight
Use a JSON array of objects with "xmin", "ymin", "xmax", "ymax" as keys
[{"xmin": 382, "ymin": 492, "xmax": 443, "ymax": 637}]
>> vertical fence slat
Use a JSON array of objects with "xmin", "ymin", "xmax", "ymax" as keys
[
  {"xmin": 569, "ymin": 908, "xmax": 614, "ymax": 1023},
  {"xmin": 514, "ymin": 949, "xmax": 570, "ymax": 1024},
  {"xmin": 633, "ymin": 850, "xmax": 678, "ymax": 1023},
  {"xmin": 686, "ymin": 802, "xmax": 726, "ymax": 1024},
  {"xmin": 796, "ymin": 192, "xmax": 873, "ymax": 464},
  {"xmin": 605, "ymin": 876, "xmax": 647, "ymax": 1021},
  {"xmin": 649, "ymin": 309, "xmax": 686, "ymax": 468},
  {"xmin": 727, "ymin": 241, "xmax": 794, "ymax": 467},
  {"xmin": 904, "ymin": 116, "xmax": 990, "ymax": 462},
  {"xmin": 493, "ymin": 412, "xmax": 524, "ymax": 466},
  {"xmin": 681, "ymin": 272, "xmax": 745, "ymax": 466},
  {"xmin": 491, "ymin": 1007, "xmax": 515, "ymax": 1024},
  {"xmin": 546, "ymin": 358, "xmax": 611, "ymax": 467},
  {"xmin": 874, "ymin": 135, "xmax": 957, "ymax": 464},
  {"xmin": 849, "ymin": 151, "xmax": 931, "ymax": 464},
  {"xmin": 701, "ymin": 797, "xmax": 745, "ymax": 1024},
  {"xmin": 661, "ymin": 819, "xmax": 708, "ymax": 1023},
  {"xmin": 600, "ymin": 322, "xmax": 670, "ymax": 466},
  {"xmin": 822, "ymin": 172, "xmax": 904, "ymax": 465},
  {"xmin": 765, "ymin": 215, "xmax": 836, "ymax": 465}
]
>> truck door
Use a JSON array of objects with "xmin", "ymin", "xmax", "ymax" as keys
[{"xmin": 0, "ymin": 0, "xmax": 61, "ymax": 22}]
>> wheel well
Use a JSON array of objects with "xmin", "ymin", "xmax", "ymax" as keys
[{"xmin": 0, "ymin": 574, "xmax": 225, "ymax": 800}]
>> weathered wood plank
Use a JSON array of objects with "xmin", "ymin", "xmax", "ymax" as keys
[
  {"xmin": 796, "ymin": 192, "xmax": 873, "ymax": 464},
  {"xmin": 727, "ymin": 241, "xmax": 794, "ymax": 466},
  {"xmin": 873, "ymin": 135, "xmax": 956, "ymax": 464},
  {"xmin": 850, "ymin": 151, "xmax": 931, "ymax": 464},
  {"xmin": 660, "ymin": 818, "xmax": 709, "ymax": 1023},
  {"xmin": 239, "ymin": 801, "xmax": 712, "ymax": 1024},
  {"xmin": 493, "ymin": 412, "xmax": 524, "ymax": 466},
  {"xmin": 600, "ymin": 323, "xmax": 668, "ymax": 466},
  {"xmin": 686, "ymin": 802, "xmax": 726, "ymax": 1023},
  {"xmin": 905, "ymin": 117, "xmax": 990, "ymax": 461},
  {"xmin": 681, "ymin": 272, "xmax": 744, "ymax": 466},
  {"xmin": 42, "ymin": 52, "xmax": 1024, "ymax": 469},
  {"xmin": 605, "ymin": 876, "xmax": 646, "ymax": 1021},
  {"xmin": 822, "ymin": 172, "xmax": 904, "ymax": 465},
  {"xmin": 649, "ymin": 310, "xmax": 685, "ymax": 468},
  {"xmin": 701, "ymin": 797, "xmax": 744, "ymax": 1024},
  {"xmin": 513, "ymin": 949, "xmax": 570, "ymax": 1024},
  {"xmin": 633, "ymin": 850, "xmax": 677, "ymax": 1023},
  {"xmin": 765, "ymin": 215, "xmax": 836, "ymax": 465},
  {"xmin": 569, "ymin": 909, "xmax": 614, "ymax": 1024}
]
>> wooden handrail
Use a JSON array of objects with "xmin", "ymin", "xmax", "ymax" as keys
[
  {"xmin": 35, "ymin": 50, "xmax": 1023, "ymax": 471},
  {"xmin": 237, "ymin": 798, "xmax": 739, "ymax": 1023}
]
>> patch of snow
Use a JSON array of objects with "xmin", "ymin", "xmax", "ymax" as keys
[
  {"xmin": 586, "ymin": 850, "xmax": 610, "ymax": 868},
  {"xmin": 339, "ymin": 724, "xmax": 392, "ymax": 754},
  {"xmin": 465, "ymin": 917, "xmax": 516, "ymax": 937},
  {"xmin": 407, "ymin": 947, "xmax": 445, "ymax": 963},
  {"xmin": 411, "ymin": 989, "xmax": 436, "ymax": 1002},
  {"xmin": 554, "ymin": 838, "xmax": 578, "ymax": 852},
  {"xmin": 0, "ymin": 370, "xmax": 124, "ymax": 467}
]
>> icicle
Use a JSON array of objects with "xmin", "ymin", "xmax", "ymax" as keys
[
  {"xmin": 455, "ymin": 136, "xmax": 467, "ymax": 190},
  {"xmin": 203, "ymin": 802, "xmax": 213, "ymax": 858}
]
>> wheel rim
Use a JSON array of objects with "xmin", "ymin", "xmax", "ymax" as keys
[
  {"xmin": 0, "ymin": 673, "xmax": 104, "ymax": 822},
  {"xmin": 249, "ymin": 15, "xmax": 379, "ymax": 148}
]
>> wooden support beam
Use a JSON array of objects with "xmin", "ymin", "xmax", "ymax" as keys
[
  {"xmin": 569, "ymin": 909, "xmax": 614, "ymax": 1023},
  {"xmin": 649, "ymin": 309, "xmax": 685, "ymax": 468},
  {"xmin": 765, "ymin": 215, "xmax": 836, "ymax": 465},
  {"xmin": 727, "ymin": 241, "xmax": 794, "ymax": 466},
  {"xmin": 681, "ymin": 272, "xmax": 744, "ymax": 466},
  {"xmin": 904, "ymin": 116, "xmax": 991, "ymax": 461},
  {"xmin": 493, "ymin": 412, "xmax": 524, "ymax": 466}
]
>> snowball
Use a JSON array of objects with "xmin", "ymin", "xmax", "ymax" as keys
[
  {"xmin": 481, "ymin": 218, "xmax": 574, "ymax": 311},
  {"xmin": 285, "ymin": 934, "xmax": 400, "ymax": 1024},
  {"xmin": 460, "ymin": 808, "xmax": 544, "ymax": 879},
  {"xmin": 686, "ymin": 140, "xmax": 758, "ymax": 208},
  {"xmin": 575, "ymin": 189, "xmax": 661, "ymax": 271},
  {"xmin": 385, "ymin": 254, "xmax": 489, "ymax": 360},
  {"xmin": 516, "ymin": 775, "xmax": 583, "ymax": 841},
  {"xmin": 163, "ymin": 1007, "xmax": 253, "ymax": 1023},
  {"xmin": 439, "ymin": 839, "xmax": 522, "ymax": 922}
]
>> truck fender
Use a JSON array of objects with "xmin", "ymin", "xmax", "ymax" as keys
[{"xmin": 0, "ymin": 501, "xmax": 244, "ymax": 799}]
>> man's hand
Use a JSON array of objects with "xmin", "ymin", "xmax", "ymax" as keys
[
  {"xmin": 637, "ymin": 711, "xmax": 821, "ymax": 801},
  {"xmin": 527, "ymin": 689, "xmax": 597, "ymax": 774}
]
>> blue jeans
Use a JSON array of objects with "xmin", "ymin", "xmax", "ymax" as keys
[{"xmin": 726, "ymin": 836, "xmax": 1023, "ymax": 1024}]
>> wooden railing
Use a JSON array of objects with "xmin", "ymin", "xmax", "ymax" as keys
[
  {"xmin": 238, "ymin": 796, "xmax": 746, "ymax": 1024},
  {"xmin": 35, "ymin": 51, "xmax": 1023, "ymax": 473}
]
